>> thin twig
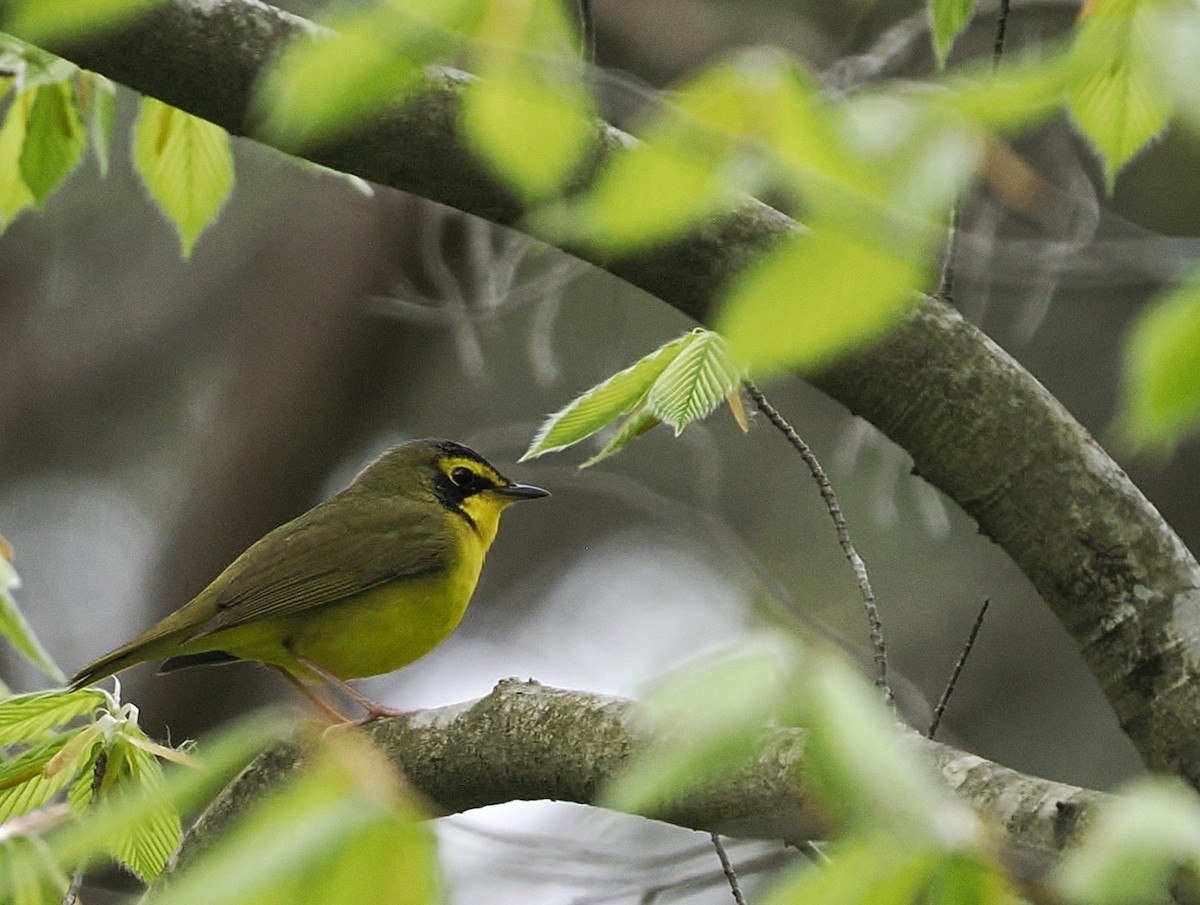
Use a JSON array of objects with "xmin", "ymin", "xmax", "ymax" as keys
[
  {"xmin": 927, "ymin": 599, "xmax": 991, "ymax": 739},
  {"xmin": 743, "ymin": 381, "xmax": 892, "ymax": 704},
  {"xmin": 936, "ymin": 200, "xmax": 961, "ymax": 305},
  {"xmin": 993, "ymin": 0, "xmax": 1012, "ymax": 68},
  {"xmin": 578, "ymin": 0, "xmax": 596, "ymax": 62},
  {"xmin": 710, "ymin": 833, "xmax": 748, "ymax": 905}
]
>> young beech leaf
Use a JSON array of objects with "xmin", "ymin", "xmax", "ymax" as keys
[
  {"xmin": 103, "ymin": 737, "xmax": 180, "ymax": 882},
  {"xmin": 0, "ymin": 93, "xmax": 36, "ymax": 228},
  {"xmin": 0, "ymin": 690, "xmax": 107, "ymax": 746},
  {"xmin": 0, "ymin": 735, "xmax": 77, "ymax": 824},
  {"xmin": 1065, "ymin": 0, "xmax": 1173, "ymax": 193},
  {"xmin": 930, "ymin": 0, "xmax": 981, "ymax": 67},
  {"xmin": 646, "ymin": 328, "xmax": 745, "ymax": 434},
  {"xmin": 0, "ymin": 559, "xmax": 67, "ymax": 684},
  {"xmin": 522, "ymin": 331, "xmax": 692, "ymax": 460},
  {"xmin": 18, "ymin": 80, "xmax": 85, "ymax": 205},
  {"xmin": 133, "ymin": 97, "xmax": 233, "ymax": 257}
]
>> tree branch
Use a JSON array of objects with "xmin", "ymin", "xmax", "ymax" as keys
[
  {"xmin": 6, "ymin": 1, "xmax": 1200, "ymax": 782},
  {"xmin": 175, "ymin": 682, "xmax": 1107, "ymax": 880}
]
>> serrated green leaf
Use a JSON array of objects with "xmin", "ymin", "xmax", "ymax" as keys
[
  {"xmin": 80, "ymin": 72, "xmax": 116, "ymax": 176},
  {"xmin": 18, "ymin": 80, "xmax": 85, "ymax": 205},
  {"xmin": 579, "ymin": 406, "xmax": 658, "ymax": 468},
  {"xmin": 717, "ymin": 223, "xmax": 925, "ymax": 378},
  {"xmin": 133, "ymin": 96, "xmax": 233, "ymax": 257},
  {"xmin": 0, "ymin": 92, "xmax": 36, "ymax": 227},
  {"xmin": 522, "ymin": 331, "xmax": 693, "ymax": 459},
  {"xmin": 1055, "ymin": 777, "xmax": 1200, "ymax": 905},
  {"xmin": 0, "ymin": 561, "xmax": 66, "ymax": 684},
  {"xmin": 10, "ymin": 45, "xmax": 76, "ymax": 88},
  {"xmin": 1120, "ymin": 274, "xmax": 1200, "ymax": 449},
  {"xmin": 0, "ymin": 735, "xmax": 76, "ymax": 823},
  {"xmin": 0, "ymin": 690, "xmax": 106, "ymax": 744},
  {"xmin": 461, "ymin": 0, "xmax": 594, "ymax": 201},
  {"xmin": 646, "ymin": 329, "xmax": 743, "ymax": 434},
  {"xmin": 104, "ymin": 737, "xmax": 180, "ymax": 881},
  {"xmin": 929, "ymin": 0, "xmax": 981, "ymax": 67},
  {"xmin": 1066, "ymin": 0, "xmax": 1173, "ymax": 193}
]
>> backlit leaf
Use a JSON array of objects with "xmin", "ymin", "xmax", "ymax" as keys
[
  {"xmin": 646, "ymin": 329, "xmax": 744, "ymax": 434},
  {"xmin": 18, "ymin": 80, "xmax": 85, "ymax": 204},
  {"xmin": 1120, "ymin": 276, "xmax": 1200, "ymax": 449},
  {"xmin": 929, "ymin": 0, "xmax": 981, "ymax": 67},
  {"xmin": 522, "ymin": 332, "xmax": 692, "ymax": 459},
  {"xmin": 0, "ymin": 559, "xmax": 67, "ymax": 684},
  {"xmin": 80, "ymin": 72, "xmax": 116, "ymax": 176},
  {"xmin": 133, "ymin": 96, "xmax": 233, "ymax": 257},
  {"xmin": 104, "ymin": 737, "xmax": 181, "ymax": 881},
  {"xmin": 0, "ymin": 91, "xmax": 36, "ymax": 227},
  {"xmin": 0, "ymin": 690, "xmax": 106, "ymax": 745},
  {"xmin": 718, "ymin": 223, "xmax": 926, "ymax": 378},
  {"xmin": 0, "ymin": 735, "xmax": 76, "ymax": 824},
  {"xmin": 1065, "ymin": 0, "xmax": 1173, "ymax": 192}
]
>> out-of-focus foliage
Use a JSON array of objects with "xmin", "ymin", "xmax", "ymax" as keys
[
  {"xmin": 3, "ymin": 0, "xmax": 164, "ymax": 43},
  {"xmin": 929, "ymin": 0, "xmax": 982, "ymax": 66},
  {"xmin": 522, "ymin": 328, "xmax": 746, "ymax": 467}
]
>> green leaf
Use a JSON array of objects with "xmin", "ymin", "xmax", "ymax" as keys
[
  {"xmin": 0, "ymin": 735, "xmax": 77, "ymax": 824},
  {"xmin": 1066, "ymin": 0, "xmax": 1174, "ymax": 193},
  {"xmin": 717, "ymin": 223, "xmax": 926, "ymax": 378},
  {"xmin": 256, "ymin": 2, "xmax": 482, "ymax": 148},
  {"xmin": 0, "ymin": 559, "xmax": 67, "ymax": 684},
  {"xmin": 143, "ymin": 734, "xmax": 439, "ymax": 905},
  {"xmin": 6, "ymin": 0, "xmax": 164, "ymax": 43},
  {"xmin": 0, "ymin": 838, "xmax": 70, "ymax": 905},
  {"xmin": 18, "ymin": 80, "xmax": 85, "ymax": 205},
  {"xmin": 760, "ymin": 841, "xmax": 941, "ymax": 905},
  {"xmin": 133, "ymin": 96, "xmax": 234, "ymax": 257},
  {"xmin": 0, "ymin": 690, "xmax": 106, "ymax": 744},
  {"xmin": 522, "ymin": 331, "xmax": 693, "ymax": 459},
  {"xmin": 601, "ymin": 633, "xmax": 805, "ymax": 815},
  {"xmin": 1120, "ymin": 274, "xmax": 1200, "ymax": 449},
  {"xmin": 929, "ymin": 0, "xmax": 981, "ymax": 67},
  {"xmin": 103, "ymin": 736, "xmax": 181, "ymax": 881},
  {"xmin": 646, "ymin": 329, "xmax": 744, "ymax": 434},
  {"xmin": 0, "ymin": 91, "xmax": 36, "ymax": 227},
  {"xmin": 461, "ymin": 0, "xmax": 593, "ymax": 201},
  {"xmin": 80, "ymin": 72, "xmax": 116, "ymax": 176},
  {"xmin": 1055, "ymin": 777, "xmax": 1200, "ymax": 905},
  {"xmin": 579, "ymin": 406, "xmax": 658, "ymax": 468}
]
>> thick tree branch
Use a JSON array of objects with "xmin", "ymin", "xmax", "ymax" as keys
[
  {"xmin": 175, "ymin": 682, "xmax": 1107, "ymax": 878},
  {"xmin": 6, "ymin": 1, "xmax": 1200, "ymax": 783}
]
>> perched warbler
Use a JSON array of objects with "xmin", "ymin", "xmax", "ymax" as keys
[{"xmin": 69, "ymin": 439, "xmax": 548, "ymax": 722}]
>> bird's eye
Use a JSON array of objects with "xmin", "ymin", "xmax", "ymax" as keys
[{"xmin": 450, "ymin": 466, "xmax": 475, "ymax": 489}]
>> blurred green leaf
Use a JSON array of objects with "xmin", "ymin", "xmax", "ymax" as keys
[
  {"xmin": 760, "ymin": 840, "xmax": 941, "ymax": 905},
  {"xmin": 18, "ymin": 80, "xmax": 85, "ymax": 205},
  {"xmin": 717, "ymin": 223, "xmax": 925, "ymax": 378},
  {"xmin": 1120, "ymin": 276, "xmax": 1200, "ymax": 449},
  {"xmin": 0, "ymin": 837, "xmax": 69, "ymax": 905},
  {"xmin": 461, "ymin": 0, "xmax": 594, "ymax": 201},
  {"xmin": 257, "ymin": 1, "xmax": 482, "ymax": 148},
  {"xmin": 0, "ymin": 90, "xmax": 36, "ymax": 228},
  {"xmin": 0, "ymin": 690, "xmax": 106, "ymax": 745},
  {"xmin": 1066, "ymin": 0, "xmax": 1173, "ymax": 193},
  {"xmin": 930, "ymin": 0, "xmax": 981, "ymax": 66},
  {"xmin": 7, "ymin": 44, "xmax": 76, "ymax": 88},
  {"xmin": 646, "ymin": 328, "xmax": 745, "ymax": 434},
  {"xmin": 5, "ymin": 0, "xmax": 163, "ymax": 43},
  {"xmin": 601, "ymin": 633, "xmax": 804, "ymax": 815},
  {"xmin": 0, "ymin": 559, "xmax": 67, "ymax": 685},
  {"xmin": 133, "ymin": 96, "xmax": 233, "ymax": 257},
  {"xmin": 1055, "ymin": 777, "xmax": 1200, "ymax": 905},
  {"xmin": 522, "ymin": 331, "xmax": 692, "ymax": 459},
  {"xmin": 145, "ymin": 732, "xmax": 440, "ymax": 905}
]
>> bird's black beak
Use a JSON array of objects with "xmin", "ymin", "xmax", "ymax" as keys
[{"xmin": 493, "ymin": 482, "xmax": 550, "ymax": 500}]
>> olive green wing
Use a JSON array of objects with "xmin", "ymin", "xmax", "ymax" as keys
[{"xmin": 191, "ymin": 498, "xmax": 449, "ymax": 638}]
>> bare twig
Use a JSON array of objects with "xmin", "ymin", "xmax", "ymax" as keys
[
  {"xmin": 710, "ymin": 833, "xmax": 749, "ymax": 905},
  {"xmin": 993, "ymin": 0, "xmax": 1012, "ymax": 67},
  {"xmin": 927, "ymin": 599, "xmax": 991, "ymax": 739},
  {"xmin": 743, "ymin": 380, "xmax": 892, "ymax": 704}
]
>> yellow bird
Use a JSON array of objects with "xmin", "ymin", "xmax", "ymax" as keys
[{"xmin": 69, "ymin": 439, "xmax": 548, "ymax": 722}]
